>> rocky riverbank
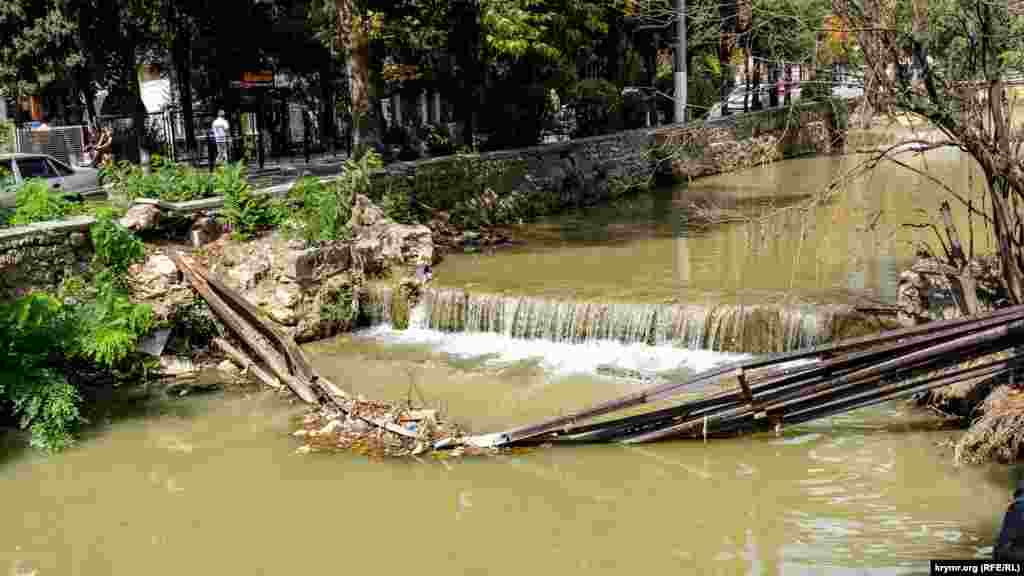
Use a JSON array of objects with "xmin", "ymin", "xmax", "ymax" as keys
[{"xmin": 124, "ymin": 193, "xmax": 438, "ymax": 394}]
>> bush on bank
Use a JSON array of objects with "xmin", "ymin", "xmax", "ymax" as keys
[{"xmin": 1, "ymin": 210, "xmax": 153, "ymax": 452}]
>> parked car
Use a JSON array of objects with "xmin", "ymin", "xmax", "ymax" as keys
[{"xmin": 0, "ymin": 153, "xmax": 100, "ymax": 208}]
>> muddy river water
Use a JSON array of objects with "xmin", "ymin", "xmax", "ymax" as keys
[{"xmin": 0, "ymin": 141, "xmax": 1017, "ymax": 575}]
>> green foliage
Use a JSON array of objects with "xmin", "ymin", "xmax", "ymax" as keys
[
  {"xmin": 419, "ymin": 123, "xmax": 455, "ymax": 156},
  {"xmin": 748, "ymin": 0, "xmax": 830, "ymax": 63},
  {"xmin": 320, "ymin": 284, "xmax": 356, "ymax": 325},
  {"xmin": 567, "ymin": 79, "xmax": 623, "ymax": 138},
  {"xmin": 220, "ymin": 162, "xmax": 285, "ymax": 239},
  {"xmin": 90, "ymin": 208, "xmax": 145, "ymax": 279},
  {"xmin": 100, "ymin": 157, "xmax": 217, "ymax": 203},
  {"xmin": 381, "ymin": 181, "xmax": 416, "ymax": 225},
  {"xmin": 0, "ymin": 273, "xmax": 153, "ymax": 452},
  {"xmin": 378, "ymin": 154, "xmax": 528, "ymax": 228},
  {"xmin": 289, "ymin": 176, "xmax": 350, "ymax": 242},
  {"xmin": 9, "ymin": 179, "xmax": 70, "ymax": 225},
  {"xmin": 71, "ymin": 279, "xmax": 154, "ymax": 368},
  {"xmin": 288, "ymin": 152, "xmax": 383, "ymax": 243}
]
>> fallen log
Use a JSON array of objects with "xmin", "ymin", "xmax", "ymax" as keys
[
  {"xmin": 214, "ymin": 337, "xmax": 284, "ymax": 390},
  {"xmin": 171, "ymin": 252, "xmax": 318, "ymax": 403},
  {"xmin": 172, "ymin": 251, "xmax": 421, "ymax": 442}
]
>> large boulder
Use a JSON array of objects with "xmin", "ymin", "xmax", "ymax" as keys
[
  {"xmin": 119, "ymin": 203, "xmax": 162, "ymax": 232},
  {"xmin": 349, "ymin": 193, "xmax": 435, "ymax": 277},
  {"xmin": 207, "ymin": 230, "xmax": 365, "ymax": 342}
]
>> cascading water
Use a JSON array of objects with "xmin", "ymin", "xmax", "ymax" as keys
[{"xmin": 361, "ymin": 285, "xmax": 863, "ymax": 354}]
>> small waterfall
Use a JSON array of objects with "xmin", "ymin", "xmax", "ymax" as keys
[
  {"xmin": 360, "ymin": 284, "xmax": 394, "ymax": 326},
  {"xmin": 361, "ymin": 285, "xmax": 871, "ymax": 354}
]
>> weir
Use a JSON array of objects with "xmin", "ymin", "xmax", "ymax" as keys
[
  {"xmin": 459, "ymin": 304, "xmax": 1024, "ymax": 449},
  {"xmin": 361, "ymin": 285, "xmax": 885, "ymax": 354}
]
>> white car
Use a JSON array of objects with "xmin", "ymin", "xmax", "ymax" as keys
[{"xmin": 0, "ymin": 153, "xmax": 100, "ymax": 208}]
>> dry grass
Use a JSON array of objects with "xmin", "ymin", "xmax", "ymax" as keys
[{"xmin": 955, "ymin": 385, "xmax": 1024, "ymax": 465}]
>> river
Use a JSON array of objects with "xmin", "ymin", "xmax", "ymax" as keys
[{"xmin": 0, "ymin": 143, "xmax": 1015, "ymax": 575}]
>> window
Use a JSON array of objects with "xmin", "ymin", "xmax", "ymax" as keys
[
  {"xmin": 16, "ymin": 157, "xmax": 55, "ymax": 179},
  {"xmin": 48, "ymin": 159, "xmax": 73, "ymax": 176}
]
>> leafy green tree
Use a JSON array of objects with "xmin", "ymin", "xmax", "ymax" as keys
[{"xmin": 0, "ymin": 0, "xmax": 81, "ymax": 97}]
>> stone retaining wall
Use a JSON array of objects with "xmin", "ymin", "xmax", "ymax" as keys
[
  {"xmin": 368, "ymin": 99, "xmax": 850, "ymax": 219},
  {"xmin": 0, "ymin": 216, "xmax": 95, "ymax": 297}
]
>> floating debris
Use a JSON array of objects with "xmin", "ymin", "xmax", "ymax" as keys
[{"xmin": 292, "ymin": 401, "xmax": 500, "ymax": 459}]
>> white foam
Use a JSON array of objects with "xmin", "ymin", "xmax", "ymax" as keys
[{"xmin": 354, "ymin": 324, "xmax": 750, "ymax": 378}]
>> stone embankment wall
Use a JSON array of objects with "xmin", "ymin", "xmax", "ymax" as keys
[
  {"xmin": 0, "ymin": 100, "xmax": 849, "ymax": 300},
  {"xmin": 368, "ymin": 99, "xmax": 850, "ymax": 218},
  {"xmin": 0, "ymin": 216, "xmax": 95, "ymax": 298}
]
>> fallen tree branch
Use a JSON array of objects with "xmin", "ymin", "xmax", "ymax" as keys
[{"xmin": 172, "ymin": 251, "xmax": 420, "ymax": 442}]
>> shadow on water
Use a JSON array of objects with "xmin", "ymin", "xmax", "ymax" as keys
[
  {"xmin": 0, "ymin": 376, "xmax": 219, "ymax": 469},
  {"xmin": 513, "ymin": 185, "xmax": 817, "ymax": 249}
]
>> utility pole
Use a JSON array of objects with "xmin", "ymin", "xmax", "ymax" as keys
[{"xmin": 674, "ymin": 0, "xmax": 687, "ymax": 123}]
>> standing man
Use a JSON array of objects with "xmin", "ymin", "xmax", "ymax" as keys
[{"xmin": 212, "ymin": 110, "xmax": 230, "ymax": 164}]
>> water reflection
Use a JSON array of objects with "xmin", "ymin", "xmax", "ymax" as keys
[{"xmin": 435, "ymin": 145, "xmax": 991, "ymax": 306}]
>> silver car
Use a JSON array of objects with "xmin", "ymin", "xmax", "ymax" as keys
[{"xmin": 0, "ymin": 153, "xmax": 101, "ymax": 208}]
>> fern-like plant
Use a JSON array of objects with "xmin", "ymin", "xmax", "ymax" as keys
[
  {"xmin": 220, "ymin": 162, "xmax": 284, "ymax": 238},
  {"xmin": 71, "ymin": 279, "xmax": 154, "ymax": 368},
  {"xmin": 0, "ymin": 293, "xmax": 80, "ymax": 451},
  {"xmin": 0, "ymin": 275, "xmax": 155, "ymax": 452}
]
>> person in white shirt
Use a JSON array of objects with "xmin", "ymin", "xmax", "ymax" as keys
[{"xmin": 212, "ymin": 110, "xmax": 230, "ymax": 163}]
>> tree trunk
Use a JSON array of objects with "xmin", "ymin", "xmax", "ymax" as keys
[
  {"xmin": 336, "ymin": 0, "xmax": 379, "ymax": 155},
  {"xmin": 320, "ymin": 66, "xmax": 335, "ymax": 155},
  {"xmin": 988, "ymin": 175, "xmax": 1024, "ymax": 304},
  {"xmin": 123, "ymin": 34, "xmax": 145, "ymax": 165},
  {"xmin": 450, "ymin": 0, "xmax": 481, "ymax": 149}
]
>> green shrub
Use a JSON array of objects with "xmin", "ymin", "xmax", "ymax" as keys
[
  {"xmin": 100, "ymin": 156, "xmax": 217, "ymax": 203},
  {"xmin": 320, "ymin": 284, "xmax": 356, "ymax": 325},
  {"xmin": 220, "ymin": 162, "xmax": 284, "ymax": 239},
  {"xmin": 567, "ymin": 79, "xmax": 623, "ymax": 138},
  {"xmin": 72, "ymin": 279, "xmax": 154, "ymax": 368},
  {"xmin": 0, "ymin": 276, "xmax": 154, "ymax": 452},
  {"xmin": 289, "ymin": 176, "xmax": 348, "ymax": 242},
  {"xmin": 9, "ymin": 179, "xmax": 70, "ymax": 225},
  {"xmin": 288, "ymin": 152, "xmax": 383, "ymax": 243},
  {"xmin": 90, "ymin": 208, "xmax": 146, "ymax": 279},
  {"xmin": 381, "ymin": 180, "xmax": 416, "ymax": 225},
  {"xmin": 420, "ymin": 123, "xmax": 455, "ymax": 156}
]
